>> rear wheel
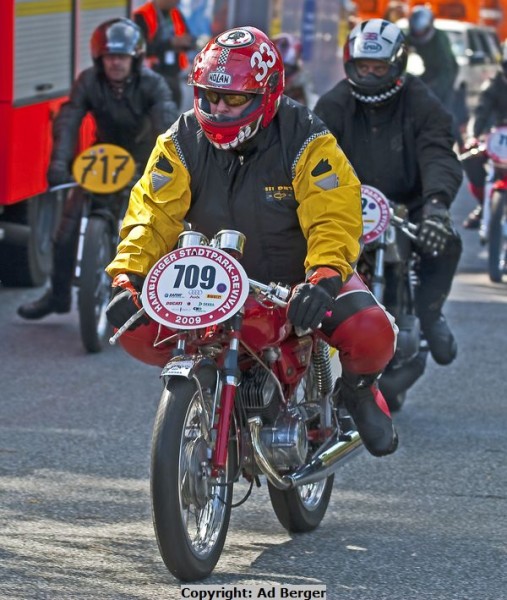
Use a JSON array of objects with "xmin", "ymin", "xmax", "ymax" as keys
[
  {"xmin": 267, "ymin": 363, "xmax": 334, "ymax": 533},
  {"xmin": 488, "ymin": 190, "xmax": 507, "ymax": 283},
  {"xmin": 78, "ymin": 216, "xmax": 114, "ymax": 353},
  {"xmin": 151, "ymin": 369, "xmax": 233, "ymax": 581},
  {"xmin": 268, "ymin": 476, "xmax": 334, "ymax": 533}
]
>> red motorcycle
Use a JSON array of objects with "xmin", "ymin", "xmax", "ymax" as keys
[
  {"xmin": 111, "ymin": 229, "xmax": 363, "ymax": 582},
  {"xmin": 461, "ymin": 126, "xmax": 507, "ymax": 283}
]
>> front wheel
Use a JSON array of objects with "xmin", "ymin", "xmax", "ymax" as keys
[
  {"xmin": 488, "ymin": 190, "xmax": 507, "ymax": 283},
  {"xmin": 151, "ymin": 369, "xmax": 233, "ymax": 581},
  {"xmin": 78, "ymin": 216, "xmax": 114, "ymax": 353}
]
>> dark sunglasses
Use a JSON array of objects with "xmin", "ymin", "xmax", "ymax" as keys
[{"xmin": 204, "ymin": 89, "xmax": 254, "ymax": 107}]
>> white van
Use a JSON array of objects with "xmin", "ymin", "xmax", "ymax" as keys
[{"xmin": 397, "ymin": 18, "xmax": 501, "ymax": 109}]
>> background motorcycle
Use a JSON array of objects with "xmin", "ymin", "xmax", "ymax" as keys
[
  {"xmin": 357, "ymin": 185, "xmax": 428, "ymax": 412},
  {"xmin": 55, "ymin": 143, "xmax": 136, "ymax": 352},
  {"xmin": 461, "ymin": 126, "xmax": 507, "ymax": 283},
  {"xmin": 111, "ymin": 229, "xmax": 364, "ymax": 582}
]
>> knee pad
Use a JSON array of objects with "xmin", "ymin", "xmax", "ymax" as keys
[{"xmin": 328, "ymin": 301, "xmax": 397, "ymax": 375}]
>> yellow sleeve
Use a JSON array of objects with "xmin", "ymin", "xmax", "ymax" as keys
[
  {"xmin": 106, "ymin": 132, "xmax": 192, "ymax": 279},
  {"xmin": 292, "ymin": 132, "xmax": 363, "ymax": 282}
]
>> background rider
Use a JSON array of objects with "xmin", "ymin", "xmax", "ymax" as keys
[{"xmin": 17, "ymin": 19, "xmax": 177, "ymax": 322}]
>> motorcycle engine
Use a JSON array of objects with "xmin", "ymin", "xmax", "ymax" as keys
[
  {"xmin": 236, "ymin": 365, "xmax": 280, "ymax": 422},
  {"xmin": 237, "ymin": 366, "xmax": 309, "ymax": 471}
]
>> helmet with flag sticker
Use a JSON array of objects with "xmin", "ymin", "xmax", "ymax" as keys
[
  {"xmin": 344, "ymin": 19, "xmax": 408, "ymax": 105},
  {"xmin": 188, "ymin": 26, "xmax": 285, "ymax": 150}
]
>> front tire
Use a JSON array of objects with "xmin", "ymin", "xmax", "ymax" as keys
[
  {"xmin": 151, "ymin": 369, "xmax": 233, "ymax": 581},
  {"xmin": 78, "ymin": 216, "xmax": 114, "ymax": 353},
  {"xmin": 488, "ymin": 190, "xmax": 507, "ymax": 283}
]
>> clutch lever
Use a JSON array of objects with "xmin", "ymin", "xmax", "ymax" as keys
[{"xmin": 109, "ymin": 308, "xmax": 146, "ymax": 345}]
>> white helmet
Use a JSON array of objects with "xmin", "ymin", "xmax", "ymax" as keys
[{"xmin": 344, "ymin": 19, "xmax": 408, "ymax": 105}]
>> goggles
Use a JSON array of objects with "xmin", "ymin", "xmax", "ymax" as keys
[{"xmin": 204, "ymin": 89, "xmax": 255, "ymax": 107}]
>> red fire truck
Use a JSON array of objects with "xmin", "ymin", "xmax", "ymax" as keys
[{"xmin": 0, "ymin": 1, "xmax": 133, "ymax": 287}]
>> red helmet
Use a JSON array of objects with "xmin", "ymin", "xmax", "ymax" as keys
[{"xmin": 188, "ymin": 27, "xmax": 285, "ymax": 150}]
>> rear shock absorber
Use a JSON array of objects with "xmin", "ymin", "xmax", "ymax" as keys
[{"xmin": 313, "ymin": 339, "xmax": 333, "ymax": 396}]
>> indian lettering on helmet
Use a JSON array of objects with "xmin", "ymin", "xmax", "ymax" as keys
[
  {"xmin": 208, "ymin": 71, "xmax": 232, "ymax": 85},
  {"xmin": 251, "ymin": 42, "xmax": 277, "ymax": 82},
  {"xmin": 360, "ymin": 41, "xmax": 382, "ymax": 53},
  {"xmin": 217, "ymin": 29, "xmax": 255, "ymax": 48}
]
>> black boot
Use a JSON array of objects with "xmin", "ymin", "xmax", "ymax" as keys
[
  {"xmin": 17, "ymin": 288, "xmax": 71, "ymax": 320},
  {"xmin": 338, "ymin": 376, "xmax": 398, "ymax": 457},
  {"xmin": 420, "ymin": 314, "xmax": 457, "ymax": 365}
]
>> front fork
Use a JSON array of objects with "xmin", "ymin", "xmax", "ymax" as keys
[{"xmin": 212, "ymin": 313, "xmax": 243, "ymax": 473}]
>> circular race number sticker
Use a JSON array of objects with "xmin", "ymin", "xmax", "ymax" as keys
[
  {"xmin": 142, "ymin": 246, "xmax": 250, "ymax": 329},
  {"xmin": 361, "ymin": 185, "xmax": 391, "ymax": 244},
  {"xmin": 486, "ymin": 126, "xmax": 507, "ymax": 167},
  {"xmin": 72, "ymin": 143, "xmax": 136, "ymax": 194}
]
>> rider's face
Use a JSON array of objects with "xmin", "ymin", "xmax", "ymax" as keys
[
  {"xmin": 102, "ymin": 54, "xmax": 133, "ymax": 82},
  {"xmin": 355, "ymin": 59, "xmax": 389, "ymax": 78}
]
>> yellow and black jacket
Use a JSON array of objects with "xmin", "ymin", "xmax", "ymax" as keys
[{"xmin": 107, "ymin": 97, "xmax": 362, "ymax": 286}]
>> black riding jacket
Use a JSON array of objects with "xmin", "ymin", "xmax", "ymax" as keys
[
  {"xmin": 50, "ymin": 65, "xmax": 178, "ymax": 169},
  {"xmin": 314, "ymin": 75, "xmax": 463, "ymax": 216}
]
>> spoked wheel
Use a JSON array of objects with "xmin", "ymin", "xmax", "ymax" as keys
[
  {"xmin": 268, "ymin": 476, "xmax": 334, "ymax": 533},
  {"xmin": 151, "ymin": 369, "xmax": 233, "ymax": 582},
  {"xmin": 488, "ymin": 191, "xmax": 507, "ymax": 283},
  {"xmin": 267, "ymin": 358, "xmax": 334, "ymax": 533},
  {"xmin": 78, "ymin": 216, "xmax": 114, "ymax": 353}
]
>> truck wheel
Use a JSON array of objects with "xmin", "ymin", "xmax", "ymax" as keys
[{"xmin": 0, "ymin": 194, "xmax": 60, "ymax": 287}]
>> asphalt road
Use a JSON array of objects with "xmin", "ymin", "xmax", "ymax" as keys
[{"xmin": 1, "ymin": 183, "xmax": 506, "ymax": 600}]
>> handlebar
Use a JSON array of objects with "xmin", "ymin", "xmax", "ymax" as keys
[
  {"xmin": 248, "ymin": 278, "xmax": 290, "ymax": 307},
  {"xmin": 109, "ymin": 308, "xmax": 146, "ymax": 345},
  {"xmin": 48, "ymin": 182, "xmax": 79, "ymax": 192},
  {"xmin": 458, "ymin": 144, "xmax": 486, "ymax": 162},
  {"xmin": 109, "ymin": 279, "xmax": 291, "ymax": 345},
  {"xmin": 389, "ymin": 210, "xmax": 419, "ymax": 241}
]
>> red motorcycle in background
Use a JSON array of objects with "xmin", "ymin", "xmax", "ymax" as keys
[
  {"xmin": 461, "ymin": 126, "xmax": 507, "ymax": 283},
  {"xmin": 111, "ymin": 229, "xmax": 363, "ymax": 582}
]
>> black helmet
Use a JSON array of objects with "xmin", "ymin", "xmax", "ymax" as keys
[
  {"xmin": 90, "ymin": 18, "xmax": 145, "ymax": 69},
  {"xmin": 344, "ymin": 19, "xmax": 408, "ymax": 105},
  {"xmin": 408, "ymin": 6, "xmax": 435, "ymax": 44}
]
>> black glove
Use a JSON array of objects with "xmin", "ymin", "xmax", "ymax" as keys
[
  {"xmin": 287, "ymin": 268, "xmax": 342, "ymax": 330},
  {"xmin": 106, "ymin": 274, "xmax": 150, "ymax": 331},
  {"xmin": 417, "ymin": 199, "xmax": 455, "ymax": 258},
  {"xmin": 47, "ymin": 160, "xmax": 71, "ymax": 188}
]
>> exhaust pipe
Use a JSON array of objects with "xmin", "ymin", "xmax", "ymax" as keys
[{"xmin": 248, "ymin": 416, "xmax": 363, "ymax": 490}]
